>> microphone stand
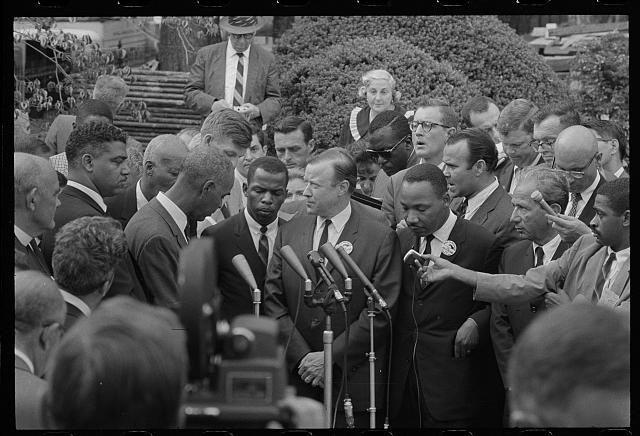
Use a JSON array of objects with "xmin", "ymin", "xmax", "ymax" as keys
[
  {"xmin": 252, "ymin": 288, "xmax": 261, "ymax": 317},
  {"xmin": 366, "ymin": 295, "xmax": 376, "ymax": 428}
]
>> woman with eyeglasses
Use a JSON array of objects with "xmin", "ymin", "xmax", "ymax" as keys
[{"xmin": 338, "ymin": 69, "xmax": 406, "ymax": 147}]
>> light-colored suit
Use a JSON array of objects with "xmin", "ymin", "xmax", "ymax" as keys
[{"xmin": 15, "ymin": 355, "xmax": 47, "ymax": 429}]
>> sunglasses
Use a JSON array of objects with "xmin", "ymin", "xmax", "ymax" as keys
[
  {"xmin": 409, "ymin": 120, "xmax": 450, "ymax": 133},
  {"xmin": 366, "ymin": 134, "xmax": 409, "ymax": 159},
  {"xmin": 230, "ymin": 33, "xmax": 255, "ymax": 40},
  {"xmin": 552, "ymin": 152, "xmax": 599, "ymax": 179}
]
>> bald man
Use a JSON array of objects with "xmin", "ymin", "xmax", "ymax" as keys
[
  {"xmin": 14, "ymin": 153, "xmax": 61, "ymax": 275},
  {"xmin": 106, "ymin": 134, "xmax": 189, "ymax": 229},
  {"xmin": 15, "ymin": 270, "xmax": 66, "ymax": 429},
  {"xmin": 546, "ymin": 125, "xmax": 606, "ymax": 244}
]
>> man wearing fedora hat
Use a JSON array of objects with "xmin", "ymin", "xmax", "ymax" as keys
[{"xmin": 185, "ymin": 16, "xmax": 281, "ymax": 127}]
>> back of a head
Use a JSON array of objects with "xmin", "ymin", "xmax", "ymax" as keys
[
  {"xmin": 14, "ymin": 152, "xmax": 56, "ymax": 207},
  {"xmin": 76, "ymin": 99, "xmax": 114, "ymax": 126},
  {"xmin": 273, "ymin": 116, "xmax": 313, "ymax": 144},
  {"xmin": 14, "ymin": 134, "xmax": 52, "ymax": 157},
  {"xmin": 307, "ymin": 148, "xmax": 358, "ymax": 194},
  {"xmin": 597, "ymin": 177, "xmax": 629, "ymax": 215},
  {"xmin": 180, "ymin": 144, "xmax": 234, "ymax": 191},
  {"xmin": 143, "ymin": 134, "xmax": 189, "ymax": 164},
  {"xmin": 497, "ymin": 98, "xmax": 538, "ymax": 136},
  {"xmin": 15, "ymin": 270, "xmax": 65, "ymax": 336},
  {"xmin": 508, "ymin": 303, "xmax": 630, "ymax": 427},
  {"xmin": 582, "ymin": 119, "xmax": 628, "ymax": 162},
  {"xmin": 46, "ymin": 296, "xmax": 187, "ymax": 429},
  {"xmin": 368, "ymin": 110, "xmax": 410, "ymax": 139},
  {"xmin": 532, "ymin": 102, "xmax": 581, "ymax": 130},
  {"xmin": 200, "ymin": 108, "xmax": 252, "ymax": 149},
  {"xmin": 446, "ymin": 128, "xmax": 498, "ymax": 172},
  {"xmin": 66, "ymin": 122, "xmax": 128, "ymax": 169},
  {"xmin": 554, "ymin": 125, "xmax": 598, "ymax": 158},
  {"xmin": 247, "ymin": 155, "xmax": 288, "ymax": 185},
  {"xmin": 461, "ymin": 95, "xmax": 498, "ymax": 128},
  {"xmin": 93, "ymin": 75, "xmax": 129, "ymax": 112},
  {"xmin": 345, "ymin": 138, "xmax": 375, "ymax": 165},
  {"xmin": 520, "ymin": 166, "xmax": 570, "ymax": 211},
  {"xmin": 402, "ymin": 162, "xmax": 448, "ymax": 196},
  {"xmin": 415, "ymin": 97, "xmax": 459, "ymax": 129}
]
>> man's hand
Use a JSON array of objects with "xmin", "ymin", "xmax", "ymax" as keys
[
  {"xmin": 454, "ymin": 318, "xmax": 479, "ymax": 359},
  {"xmin": 396, "ymin": 219, "xmax": 409, "ymax": 230},
  {"xmin": 211, "ymin": 99, "xmax": 231, "ymax": 113},
  {"xmin": 546, "ymin": 213, "xmax": 591, "ymax": 244},
  {"xmin": 544, "ymin": 289, "xmax": 571, "ymax": 307},
  {"xmin": 298, "ymin": 352, "xmax": 324, "ymax": 387},
  {"xmin": 240, "ymin": 102, "xmax": 261, "ymax": 120},
  {"xmin": 419, "ymin": 255, "xmax": 457, "ymax": 284}
]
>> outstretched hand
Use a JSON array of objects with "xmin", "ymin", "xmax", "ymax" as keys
[
  {"xmin": 418, "ymin": 254, "xmax": 456, "ymax": 285},
  {"xmin": 546, "ymin": 213, "xmax": 591, "ymax": 244}
]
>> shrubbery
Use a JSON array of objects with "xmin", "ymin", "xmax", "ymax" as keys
[
  {"xmin": 275, "ymin": 16, "xmax": 569, "ymax": 110},
  {"xmin": 278, "ymin": 36, "xmax": 477, "ymax": 150}
]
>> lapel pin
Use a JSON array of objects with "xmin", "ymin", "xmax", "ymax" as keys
[
  {"xmin": 441, "ymin": 240, "xmax": 457, "ymax": 257},
  {"xmin": 336, "ymin": 240, "xmax": 353, "ymax": 255}
]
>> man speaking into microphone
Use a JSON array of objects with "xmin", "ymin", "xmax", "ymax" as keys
[{"xmin": 263, "ymin": 148, "xmax": 402, "ymax": 428}]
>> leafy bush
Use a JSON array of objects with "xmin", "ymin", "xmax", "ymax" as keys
[
  {"xmin": 569, "ymin": 32, "xmax": 629, "ymax": 138},
  {"xmin": 278, "ymin": 36, "xmax": 477, "ymax": 150},
  {"xmin": 275, "ymin": 16, "xmax": 569, "ymax": 108}
]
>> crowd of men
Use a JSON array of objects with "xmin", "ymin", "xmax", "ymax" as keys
[{"xmin": 13, "ymin": 16, "xmax": 629, "ymax": 430}]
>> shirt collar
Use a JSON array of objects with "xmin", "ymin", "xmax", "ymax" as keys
[
  {"xmin": 14, "ymin": 225, "xmax": 33, "ymax": 246},
  {"xmin": 244, "ymin": 207, "xmax": 278, "ymax": 234},
  {"xmin": 315, "ymin": 202, "xmax": 352, "ymax": 235},
  {"xmin": 433, "ymin": 210, "xmax": 458, "ymax": 243},
  {"xmin": 465, "ymin": 177, "xmax": 499, "ymax": 216},
  {"xmin": 66, "ymin": 180, "xmax": 107, "ymax": 213},
  {"xmin": 59, "ymin": 288, "xmax": 92, "ymax": 317},
  {"xmin": 156, "ymin": 191, "xmax": 188, "ymax": 236},
  {"xmin": 533, "ymin": 234, "xmax": 562, "ymax": 263},
  {"xmin": 14, "ymin": 348, "xmax": 35, "ymax": 374},
  {"xmin": 418, "ymin": 159, "xmax": 446, "ymax": 172},
  {"xmin": 226, "ymin": 39, "xmax": 251, "ymax": 59},
  {"xmin": 614, "ymin": 167, "xmax": 625, "ymax": 178},
  {"xmin": 579, "ymin": 171, "xmax": 601, "ymax": 197},
  {"xmin": 607, "ymin": 246, "xmax": 630, "ymax": 263},
  {"xmin": 135, "ymin": 179, "xmax": 150, "ymax": 211}
]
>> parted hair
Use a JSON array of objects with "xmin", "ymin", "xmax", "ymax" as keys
[
  {"xmin": 597, "ymin": 177, "xmax": 629, "ymax": 215},
  {"xmin": 201, "ymin": 108, "xmax": 252, "ymax": 149},
  {"xmin": 52, "ymin": 216, "xmax": 127, "ymax": 297},
  {"xmin": 461, "ymin": 96, "xmax": 498, "ymax": 128},
  {"xmin": 403, "ymin": 162, "xmax": 448, "ymax": 197},
  {"xmin": 45, "ymin": 296, "xmax": 187, "ymax": 429},
  {"xmin": 532, "ymin": 102, "xmax": 581, "ymax": 129},
  {"xmin": 582, "ymin": 119, "xmax": 628, "ymax": 161},
  {"xmin": 520, "ymin": 166, "xmax": 570, "ymax": 211},
  {"xmin": 66, "ymin": 122, "xmax": 128, "ymax": 169},
  {"xmin": 308, "ymin": 148, "xmax": 358, "ymax": 194},
  {"xmin": 247, "ymin": 156, "xmax": 288, "ymax": 186},
  {"xmin": 15, "ymin": 270, "xmax": 65, "ymax": 335},
  {"xmin": 415, "ymin": 97, "xmax": 459, "ymax": 129},
  {"xmin": 446, "ymin": 128, "xmax": 498, "ymax": 172},
  {"xmin": 497, "ymin": 98, "xmax": 538, "ymax": 136},
  {"xmin": 273, "ymin": 116, "xmax": 313, "ymax": 144}
]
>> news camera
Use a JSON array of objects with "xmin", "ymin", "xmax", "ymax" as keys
[{"xmin": 177, "ymin": 238, "xmax": 289, "ymax": 428}]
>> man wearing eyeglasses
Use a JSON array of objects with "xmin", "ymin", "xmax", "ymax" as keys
[
  {"xmin": 531, "ymin": 103, "xmax": 581, "ymax": 166},
  {"xmin": 185, "ymin": 16, "xmax": 281, "ymax": 126},
  {"xmin": 583, "ymin": 120, "xmax": 629, "ymax": 182}
]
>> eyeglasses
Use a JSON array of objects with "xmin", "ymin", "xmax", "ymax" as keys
[
  {"xmin": 230, "ymin": 33, "xmax": 255, "ymax": 40},
  {"xmin": 366, "ymin": 134, "xmax": 409, "ymax": 159},
  {"xmin": 552, "ymin": 152, "xmax": 599, "ymax": 179},
  {"xmin": 530, "ymin": 137, "xmax": 556, "ymax": 152},
  {"xmin": 409, "ymin": 120, "xmax": 450, "ymax": 133}
]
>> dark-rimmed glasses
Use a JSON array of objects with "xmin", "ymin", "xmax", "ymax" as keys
[
  {"xmin": 552, "ymin": 152, "xmax": 599, "ymax": 179},
  {"xmin": 530, "ymin": 137, "xmax": 556, "ymax": 152},
  {"xmin": 409, "ymin": 120, "xmax": 450, "ymax": 133},
  {"xmin": 230, "ymin": 33, "xmax": 255, "ymax": 40},
  {"xmin": 366, "ymin": 134, "xmax": 409, "ymax": 159}
]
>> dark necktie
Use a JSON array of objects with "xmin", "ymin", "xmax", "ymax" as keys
[
  {"xmin": 595, "ymin": 252, "xmax": 617, "ymax": 300},
  {"xmin": 258, "ymin": 226, "xmax": 269, "ymax": 267},
  {"xmin": 420, "ymin": 234, "xmax": 435, "ymax": 255},
  {"xmin": 233, "ymin": 52, "xmax": 245, "ymax": 107},
  {"xmin": 26, "ymin": 239, "xmax": 50, "ymax": 274},
  {"xmin": 530, "ymin": 246, "xmax": 546, "ymax": 313},
  {"xmin": 456, "ymin": 198, "xmax": 468, "ymax": 217},
  {"xmin": 318, "ymin": 219, "xmax": 332, "ymax": 249},
  {"xmin": 568, "ymin": 192, "xmax": 582, "ymax": 217}
]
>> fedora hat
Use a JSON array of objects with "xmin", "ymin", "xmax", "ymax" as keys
[{"xmin": 219, "ymin": 16, "xmax": 265, "ymax": 34}]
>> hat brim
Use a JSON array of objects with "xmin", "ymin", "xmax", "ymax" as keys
[{"xmin": 219, "ymin": 16, "xmax": 265, "ymax": 34}]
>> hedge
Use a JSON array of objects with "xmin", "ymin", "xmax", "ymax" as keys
[
  {"xmin": 277, "ymin": 36, "xmax": 478, "ymax": 150},
  {"xmin": 275, "ymin": 16, "xmax": 569, "ymax": 109}
]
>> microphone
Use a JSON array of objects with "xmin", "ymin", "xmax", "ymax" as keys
[
  {"xmin": 531, "ymin": 190, "xmax": 557, "ymax": 216},
  {"xmin": 307, "ymin": 250, "xmax": 345, "ymax": 303},
  {"xmin": 232, "ymin": 254, "xmax": 261, "ymax": 316},
  {"xmin": 280, "ymin": 245, "xmax": 313, "ymax": 294},
  {"xmin": 319, "ymin": 242, "xmax": 352, "ymax": 292},
  {"xmin": 336, "ymin": 246, "xmax": 389, "ymax": 311}
]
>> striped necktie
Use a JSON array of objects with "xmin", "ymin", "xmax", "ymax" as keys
[
  {"xmin": 568, "ymin": 192, "xmax": 582, "ymax": 217},
  {"xmin": 233, "ymin": 52, "xmax": 245, "ymax": 107}
]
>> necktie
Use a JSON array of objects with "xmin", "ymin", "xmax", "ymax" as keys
[
  {"xmin": 530, "ymin": 246, "xmax": 546, "ymax": 313},
  {"xmin": 258, "ymin": 226, "xmax": 269, "ymax": 267},
  {"xmin": 456, "ymin": 198, "xmax": 468, "ymax": 217},
  {"xmin": 26, "ymin": 239, "xmax": 50, "ymax": 274},
  {"xmin": 420, "ymin": 234, "xmax": 435, "ymax": 255},
  {"xmin": 233, "ymin": 52, "xmax": 245, "ymax": 107},
  {"xmin": 596, "ymin": 252, "xmax": 617, "ymax": 300},
  {"xmin": 183, "ymin": 224, "xmax": 191, "ymax": 244},
  {"xmin": 318, "ymin": 219, "xmax": 332, "ymax": 249},
  {"xmin": 509, "ymin": 167, "xmax": 521, "ymax": 194},
  {"xmin": 568, "ymin": 192, "xmax": 582, "ymax": 217}
]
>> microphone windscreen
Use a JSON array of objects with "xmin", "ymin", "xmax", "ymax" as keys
[
  {"xmin": 232, "ymin": 254, "xmax": 258, "ymax": 290},
  {"xmin": 280, "ymin": 245, "xmax": 310, "ymax": 280},
  {"xmin": 319, "ymin": 242, "xmax": 349, "ymax": 280}
]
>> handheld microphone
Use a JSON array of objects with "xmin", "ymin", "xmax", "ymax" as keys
[
  {"xmin": 319, "ymin": 242, "xmax": 353, "ymax": 292},
  {"xmin": 336, "ymin": 246, "xmax": 389, "ymax": 310},
  {"xmin": 280, "ymin": 245, "xmax": 313, "ymax": 294},
  {"xmin": 307, "ymin": 251, "xmax": 345, "ymax": 303},
  {"xmin": 403, "ymin": 248, "xmax": 427, "ymax": 270},
  {"xmin": 531, "ymin": 190, "xmax": 557, "ymax": 217},
  {"xmin": 232, "ymin": 254, "xmax": 261, "ymax": 316}
]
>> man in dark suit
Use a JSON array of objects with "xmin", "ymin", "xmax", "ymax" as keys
[
  {"xmin": 15, "ymin": 270, "xmax": 66, "ymax": 429},
  {"xmin": 14, "ymin": 153, "xmax": 61, "ymax": 276},
  {"xmin": 444, "ymin": 128, "xmax": 520, "ymax": 250},
  {"xmin": 490, "ymin": 166, "xmax": 572, "ymax": 410},
  {"xmin": 584, "ymin": 119, "xmax": 629, "ymax": 181},
  {"xmin": 389, "ymin": 163, "xmax": 502, "ymax": 428},
  {"xmin": 263, "ymin": 148, "xmax": 402, "ymax": 428},
  {"xmin": 51, "ymin": 216, "xmax": 127, "ymax": 331},
  {"xmin": 202, "ymin": 156, "xmax": 288, "ymax": 321},
  {"xmin": 126, "ymin": 144, "xmax": 234, "ymax": 312},
  {"xmin": 184, "ymin": 16, "xmax": 281, "ymax": 126},
  {"xmin": 106, "ymin": 134, "xmax": 188, "ymax": 229},
  {"xmin": 40, "ymin": 122, "xmax": 145, "ymax": 301}
]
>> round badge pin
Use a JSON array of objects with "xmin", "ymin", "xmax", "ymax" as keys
[
  {"xmin": 441, "ymin": 240, "xmax": 457, "ymax": 256},
  {"xmin": 336, "ymin": 241, "xmax": 353, "ymax": 255}
]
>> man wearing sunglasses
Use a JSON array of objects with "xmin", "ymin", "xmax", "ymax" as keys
[
  {"xmin": 185, "ymin": 16, "xmax": 281, "ymax": 126},
  {"xmin": 583, "ymin": 120, "xmax": 629, "ymax": 182},
  {"xmin": 531, "ymin": 103, "xmax": 581, "ymax": 166}
]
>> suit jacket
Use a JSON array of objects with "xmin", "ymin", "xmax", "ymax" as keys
[
  {"xmin": 201, "ymin": 212, "xmax": 284, "ymax": 321},
  {"xmin": 184, "ymin": 41, "xmax": 281, "ymax": 124},
  {"xmin": 475, "ymin": 234, "xmax": 630, "ymax": 307},
  {"xmin": 263, "ymin": 204, "xmax": 402, "ymax": 413},
  {"xmin": 497, "ymin": 155, "xmax": 544, "ymax": 193},
  {"xmin": 279, "ymin": 199, "xmax": 388, "ymax": 227},
  {"xmin": 390, "ymin": 218, "xmax": 503, "ymax": 422},
  {"xmin": 575, "ymin": 173, "xmax": 606, "ymax": 226},
  {"xmin": 449, "ymin": 184, "xmax": 520, "ymax": 250},
  {"xmin": 380, "ymin": 168, "xmax": 409, "ymax": 229},
  {"xmin": 14, "ymin": 235, "xmax": 51, "ymax": 276},
  {"xmin": 64, "ymin": 301, "xmax": 88, "ymax": 332},
  {"xmin": 105, "ymin": 181, "xmax": 138, "ymax": 229},
  {"xmin": 41, "ymin": 185, "xmax": 146, "ymax": 301},
  {"xmin": 490, "ymin": 238, "xmax": 571, "ymax": 385},
  {"xmin": 15, "ymin": 355, "xmax": 47, "ymax": 429},
  {"xmin": 125, "ymin": 197, "xmax": 189, "ymax": 311}
]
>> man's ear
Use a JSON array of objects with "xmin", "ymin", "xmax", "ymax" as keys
[
  {"xmin": 474, "ymin": 159, "xmax": 487, "ymax": 175},
  {"xmin": 100, "ymin": 270, "xmax": 115, "ymax": 297},
  {"xmin": 446, "ymin": 127, "xmax": 457, "ymax": 138},
  {"xmin": 442, "ymin": 191, "xmax": 451, "ymax": 207},
  {"xmin": 40, "ymin": 323, "xmax": 62, "ymax": 350},
  {"xmin": 610, "ymin": 139, "xmax": 620, "ymax": 155},
  {"xmin": 307, "ymin": 139, "xmax": 316, "ymax": 153},
  {"xmin": 202, "ymin": 179, "xmax": 216, "ymax": 196},
  {"xmin": 80, "ymin": 153, "xmax": 94, "ymax": 172},
  {"xmin": 25, "ymin": 187, "xmax": 38, "ymax": 212},
  {"xmin": 202, "ymin": 133, "xmax": 213, "ymax": 147},
  {"xmin": 242, "ymin": 181, "xmax": 248, "ymax": 197},
  {"xmin": 622, "ymin": 209, "xmax": 630, "ymax": 227}
]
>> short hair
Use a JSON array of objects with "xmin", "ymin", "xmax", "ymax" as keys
[
  {"xmin": 596, "ymin": 177, "xmax": 629, "ymax": 215},
  {"xmin": 446, "ymin": 128, "xmax": 498, "ymax": 172},
  {"xmin": 75, "ymin": 99, "xmax": 114, "ymax": 125},
  {"xmin": 288, "ymin": 167, "xmax": 305, "ymax": 181},
  {"xmin": 368, "ymin": 110, "xmax": 411, "ymax": 138},
  {"xmin": 93, "ymin": 75, "xmax": 129, "ymax": 112},
  {"xmin": 14, "ymin": 134, "xmax": 52, "ymax": 156},
  {"xmin": 345, "ymin": 138, "xmax": 376, "ymax": 165},
  {"xmin": 273, "ymin": 116, "xmax": 313, "ymax": 144},
  {"xmin": 251, "ymin": 123, "xmax": 267, "ymax": 147},
  {"xmin": 14, "ymin": 152, "xmax": 56, "ymax": 205},
  {"xmin": 357, "ymin": 69, "xmax": 401, "ymax": 101},
  {"xmin": 582, "ymin": 119, "xmax": 628, "ymax": 161},
  {"xmin": 15, "ymin": 270, "xmax": 65, "ymax": 335},
  {"xmin": 181, "ymin": 144, "xmax": 234, "ymax": 191},
  {"xmin": 402, "ymin": 162, "xmax": 448, "ymax": 197},
  {"xmin": 143, "ymin": 134, "xmax": 187, "ymax": 164},
  {"xmin": 461, "ymin": 96, "xmax": 498, "ymax": 128},
  {"xmin": 45, "ymin": 296, "xmax": 187, "ymax": 429},
  {"xmin": 497, "ymin": 99, "xmax": 539, "ymax": 136},
  {"xmin": 415, "ymin": 97, "xmax": 459, "ymax": 129},
  {"xmin": 200, "ymin": 108, "xmax": 252, "ymax": 149},
  {"xmin": 532, "ymin": 102, "xmax": 581, "ymax": 130},
  {"xmin": 66, "ymin": 122, "xmax": 128, "ymax": 169},
  {"xmin": 307, "ymin": 148, "xmax": 358, "ymax": 194},
  {"xmin": 247, "ymin": 156, "xmax": 288, "ymax": 186},
  {"xmin": 52, "ymin": 216, "xmax": 127, "ymax": 297},
  {"xmin": 519, "ymin": 166, "xmax": 570, "ymax": 211},
  {"xmin": 508, "ymin": 304, "xmax": 629, "ymax": 413}
]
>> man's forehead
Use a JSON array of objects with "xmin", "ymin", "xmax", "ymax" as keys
[
  {"xmin": 502, "ymin": 129, "xmax": 531, "ymax": 144},
  {"xmin": 469, "ymin": 104, "xmax": 499, "ymax": 126},
  {"xmin": 275, "ymin": 129, "xmax": 306, "ymax": 146},
  {"xmin": 414, "ymin": 107, "xmax": 442, "ymax": 122},
  {"xmin": 534, "ymin": 115, "xmax": 563, "ymax": 137}
]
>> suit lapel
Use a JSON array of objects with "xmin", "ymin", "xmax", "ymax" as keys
[
  {"xmin": 124, "ymin": 183, "xmax": 138, "ymax": 220},
  {"xmin": 211, "ymin": 44, "xmax": 226, "ymax": 99},
  {"xmin": 65, "ymin": 185, "xmax": 105, "ymax": 215},
  {"xmin": 235, "ymin": 213, "xmax": 263, "ymax": 271},
  {"xmin": 246, "ymin": 45, "xmax": 259, "ymax": 103},
  {"xmin": 439, "ymin": 217, "xmax": 465, "ymax": 266},
  {"xmin": 578, "ymin": 174, "xmax": 605, "ymax": 224},
  {"xmin": 610, "ymin": 257, "xmax": 630, "ymax": 304},
  {"xmin": 149, "ymin": 199, "xmax": 188, "ymax": 249}
]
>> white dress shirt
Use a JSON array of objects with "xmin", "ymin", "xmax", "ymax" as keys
[
  {"xmin": 313, "ymin": 202, "xmax": 352, "ymax": 251},
  {"xmin": 244, "ymin": 208, "xmax": 278, "ymax": 265},
  {"xmin": 532, "ymin": 234, "xmax": 562, "ymax": 265},
  {"xmin": 224, "ymin": 39, "xmax": 251, "ymax": 106},
  {"xmin": 135, "ymin": 179, "xmax": 150, "ymax": 211},
  {"xmin": 419, "ymin": 210, "xmax": 457, "ymax": 256},
  {"xmin": 67, "ymin": 180, "xmax": 107, "ymax": 213},
  {"xmin": 465, "ymin": 177, "xmax": 500, "ymax": 220},
  {"xmin": 614, "ymin": 167, "xmax": 626, "ymax": 178},
  {"xmin": 156, "ymin": 192, "xmax": 188, "ymax": 244},
  {"xmin": 59, "ymin": 288, "xmax": 92, "ymax": 317},
  {"xmin": 14, "ymin": 348, "xmax": 35, "ymax": 374},
  {"xmin": 564, "ymin": 172, "xmax": 601, "ymax": 217}
]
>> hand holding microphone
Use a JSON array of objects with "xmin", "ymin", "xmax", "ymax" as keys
[{"xmin": 530, "ymin": 190, "xmax": 557, "ymax": 216}]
